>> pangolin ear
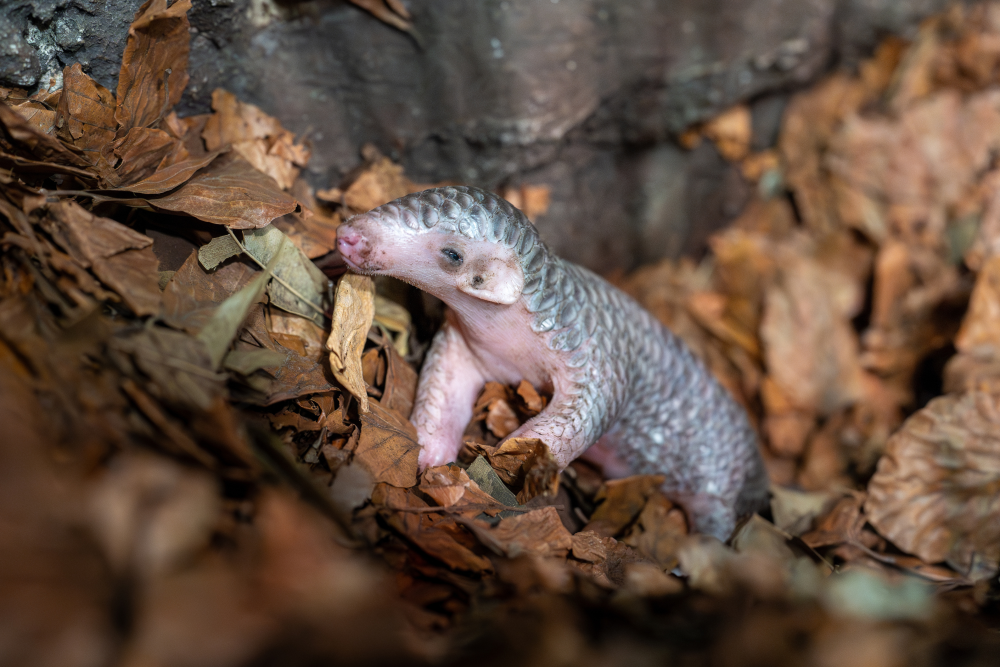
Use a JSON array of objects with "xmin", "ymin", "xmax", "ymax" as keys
[{"xmin": 457, "ymin": 256, "xmax": 524, "ymax": 305}]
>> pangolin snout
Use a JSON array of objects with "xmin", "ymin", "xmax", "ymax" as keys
[{"xmin": 336, "ymin": 224, "xmax": 370, "ymax": 270}]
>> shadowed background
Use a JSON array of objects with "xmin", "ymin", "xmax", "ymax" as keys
[{"xmin": 2, "ymin": 0, "xmax": 954, "ymax": 271}]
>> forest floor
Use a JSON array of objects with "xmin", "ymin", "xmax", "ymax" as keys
[{"xmin": 2, "ymin": 2, "xmax": 1000, "ymax": 666}]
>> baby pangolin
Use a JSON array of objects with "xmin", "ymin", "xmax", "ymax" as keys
[{"xmin": 336, "ymin": 186, "xmax": 768, "ymax": 539}]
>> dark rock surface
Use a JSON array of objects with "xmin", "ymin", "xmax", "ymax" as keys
[{"xmin": 1, "ymin": 0, "xmax": 953, "ymax": 272}]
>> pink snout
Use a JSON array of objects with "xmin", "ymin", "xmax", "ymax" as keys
[{"xmin": 336, "ymin": 225, "xmax": 369, "ymax": 269}]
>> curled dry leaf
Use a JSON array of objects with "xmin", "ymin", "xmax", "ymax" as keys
[
  {"xmin": 379, "ymin": 343, "xmax": 418, "ymax": 419},
  {"xmin": 481, "ymin": 437, "xmax": 559, "ymax": 504},
  {"xmin": 0, "ymin": 99, "xmax": 91, "ymax": 168},
  {"xmin": 113, "ymin": 149, "xmax": 222, "ymax": 195},
  {"xmin": 100, "ymin": 126, "xmax": 178, "ymax": 188},
  {"xmin": 10, "ymin": 100, "xmax": 57, "ymax": 136},
  {"xmin": 372, "ymin": 295, "xmax": 411, "ymax": 358},
  {"xmin": 196, "ymin": 263, "xmax": 272, "ymax": 369},
  {"xmin": 944, "ymin": 255, "xmax": 1000, "ymax": 392},
  {"xmin": 418, "ymin": 465, "xmax": 471, "ymax": 507},
  {"xmin": 801, "ymin": 494, "xmax": 867, "ymax": 549},
  {"xmin": 115, "ymin": 0, "xmax": 191, "ymax": 132},
  {"xmin": 515, "ymin": 380, "xmax": 545, "ymax": 415},
  {"xmin": 328, "ymin": 273, "xmax": 375, "ymax": 412},
  {"xmin": 770, "ymin": 486, "xmax": 842, "ymax": 537},
  {"xmin": 485, "ymin": 399, "xmax": 520, "ymax": 438},
  {"xmin": 203, "ymin": 89, "xmax": 309, "ymax": 190},
  {"xmin": 865, "ymin": 392, "xmax": 1000, "ymax": 579}
]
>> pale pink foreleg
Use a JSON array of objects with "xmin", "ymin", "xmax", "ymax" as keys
[
  {"xmin": 505, "ymin": 391, "xmax": 594, "ymax": 469},
  {"xmin": 412, "ymin": 322, "xmax": 486, "ymax": 468}
]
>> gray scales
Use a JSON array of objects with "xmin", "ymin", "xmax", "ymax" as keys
[{"xmin": 363, "ymin": 186, "xmax": 769, "ymax": 539}]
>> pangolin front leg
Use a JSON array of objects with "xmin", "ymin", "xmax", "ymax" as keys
[{"xmin": 411, "ymin": 321, "xmax": 486, "ymax": 468}]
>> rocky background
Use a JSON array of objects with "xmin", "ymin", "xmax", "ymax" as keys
[{"xmin": 1, "ymin": 0, "xmax": 956, "ymax": 271}]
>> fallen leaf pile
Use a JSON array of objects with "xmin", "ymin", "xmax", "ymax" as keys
[{"xmin": 2, "ymin": 2, "xmax": 1000, "ymax": 666}]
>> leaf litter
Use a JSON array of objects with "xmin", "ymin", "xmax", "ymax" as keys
[{"xmin": 3, "ymin": 2, "xmax": 1000, "ymax": 666}]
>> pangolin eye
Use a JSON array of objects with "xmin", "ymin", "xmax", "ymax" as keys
[{"xmin": 441, "ymin": 247, "xmax": 463, "ymax": 265}]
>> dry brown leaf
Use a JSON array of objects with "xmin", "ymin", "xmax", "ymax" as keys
[
  {"xmin": 354, "ymin": 399, "xmax": 419, "ymax": 487},
  {"xmin": 760, "ymin": 248, "xmax": 864, "ymax": 417},
  {"xmin": 46, "ymin": 201, "xmax": 161, "ymax": 316},
  {"xmin": 485, "ymin": 437, "xmax": 546, "ymax": 487},
  {"xmin": 473, "ymin": 381, "xmax": 511, "ymax": 414},
  {"xmin": 262, "ymin": 347, "xmax": 337, "ymax": 405},
  {"xmin": 865, "ymin": 392, "xmax": 1000, "ymax": 579},
  {"xmin": 801, "ymin": 494, "xmax": 867, "ymax": 549},
  {"xmin": 760, "ymin": 376, "xmax": 815, "ymax": 458},
  {"xmin": 687, "ymin": 289, "xmax": 760, "ymax": 358},
  {"xmin": 584, "ymin": 475, "xmax": 667, "ymax": 538},
  {"xmin": 328, "ymin": 273, "xmax": 375, "ymax": 412},
  {"xmin": 740, "ymin": 149, "xmax": 780, "ymax": 182},
  {"xmin": 115, "ymin": 0, "xmax": 191, "ymax": 132},
  {"xmin": 88, "ymin": 450, "xmax": 220, "ymax": 578},
  {"xmin": 342, "ymin": 152, "xmax": 419, "ymax": 212},
  {"xmin": 485, "ymin": 399, "xmax": 520, "ymax": 438},
  {"xmin": 497, "ymin": 184, "xmax": 551, "ymax": 222},
  {"xmin": 273, "ymin": 180, "xmax": 342, "ymax": 259},
  {"xmin": 797, "ymin": 412, "xmax": 851, "ymax": 492},
  {"xmin": 418, "ymin": 465, "xmax": 471, "ymax": 507},
  {"xmin": 202, "ymin": 89, "xmax": 309, "ymax": 190},
  {"xmin": 570, "ymin": 530, "xmax": 607, "ymax": 563},
  {"xmin": 202, "ymin": 88, "xmax": 282, "ymax": 150},
  {"xmin": 860, "ymin": 241, "xmax": 967, "ymax": 389},
  {"xmin": 58, "ymin": 63, "xmax": 117, "ymax": 155},
  {"xmin": 161, "ymin": 252, "xmax": 257, "ymax": 333},
  {"xmin": 828, "ymin": 89, "xmax": 1000, "ymax": 248},
  {"xmin": 11, "ymin": 102, "xmax": 57, "ymax": 136},
  {"xmin": 954, "ymin": 254, "xmax": 1000, "ymax": 356},
  {"xmin": 380, "ymin": 342, "xmax": 418, "ymax": 419},
  {"xmin": 474, "ymin": 506, "xmax": 572, "ymax": 559},
  {"xmin": 944, "ymin": 353, "xmax": 1000, "ymax": 394},
  {"xmin": 112, "ymin": 149, "xmax": 222, "ymax": 195},
  {"xmin": 146, "ymin": 154, "xmax": 299, "ymax": 228},
  {"xmin": 780, "ymin": 73, "xmax": 867, "ymax": 235},
  {"xmin": 621, "ymin": 492, "xmax": 688, "ymax": 570},
  {"xmin": 373, "ymin": 484, "xmax": 492, "ymax": 572},
  {"xmin": 0, "ymin": 100, "xmax": 91, "ymax": 168},
  {"xmin": 515, "ymin": 380, "xmax": 545, "ymax": 415},
  {"xmin": 267, "ymin": 308, "xmax": 327, "ymax": 360},
  {"xmin": 623, "ymin": 563, "xmax": 684, "ymax": 597},
  {"xmin": 361, "ymin": 347, "xmax": 385, "ymax": 394},
  {"xmin": 769, "ymin": 486, "xmax": 842, "ymax": 537}
]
